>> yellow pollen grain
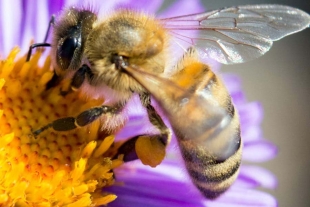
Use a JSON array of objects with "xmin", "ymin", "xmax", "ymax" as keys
[
  {"xmin": 72, "ymin": 158, "xmax": 87, "ymax": 181},
  {"xmin": 66, "ymin": 194, "xmax": 92, "ymax": 207},
  {"xmin": 39, "ymin": 55, "xmax": 51, "ymax": 76},
  {"xmin": 0, "ymin": 78, "xmax": 5, "ymax": 89},
  {"xmin": 0, "ymin": 49, "xmax": 124, "ymax": 206},
  {"xmin": 1, "ymin": 48, "xmax": 19, "ymax": 79},
  {"xmin": 1, "ymin": 132, "xmax": 14, "ymax": 146},
  {"xmin": 81, "ymin": 141, "xmax": 97, "ymax": 158},
  {"xmin": 93, "ymin": 194, "xmax": 118, "ymax": 205},
  {"xmin": 73, "ymin": 184, "xmax": 89, "ymax": 196},
  {"xmin": 39, "ymin": 71, "xmax": 54, "ymax": 87},
  {"xmin": 112, "ymin": 155, "xmax": 124, "ymax": 169},
  {"xmin": 18, "ymin": 62, "xmax": 31, "ymax": 79},
  {"xmin": 87, "ymin": 119, "xmax": 101, "ymax": 141}
]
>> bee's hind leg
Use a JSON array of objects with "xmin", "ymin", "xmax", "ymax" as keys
[{"xmin": 114, "ymin": 93, "xmax": 171, "ymax": 167}]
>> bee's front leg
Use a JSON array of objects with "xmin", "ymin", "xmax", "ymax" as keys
[
  {"xmin": 26, "ymin": 15, "xmax": 55, "ymax": 61},
  {"xmin": 57, "ymin": 64, "xmax": 93, "ymax": 95},
  {"xmin": 115, "ymin": 93, "xmax": 171, "ymax": 167},
  {"xmin": 45, "ymin": 64, "xmax": 93, "ymax": 92}
]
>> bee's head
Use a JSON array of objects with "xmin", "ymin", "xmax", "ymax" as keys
[{"xmin": 52, "ymin": 7, "xmax": 97, "ymax": 73}]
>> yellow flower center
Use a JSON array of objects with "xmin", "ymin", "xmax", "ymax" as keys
[{"xmin": 0, "ymin": 48, "xmax": 123, "ymax": 206}]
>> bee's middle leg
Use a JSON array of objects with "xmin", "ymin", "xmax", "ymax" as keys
[
  {"xmin": 115, "ymin": 93, "xmax": 171, "ymax": 167},
  {"xmin": 32, "ymin": 104, "xmax": 123, "ymax": 136}
]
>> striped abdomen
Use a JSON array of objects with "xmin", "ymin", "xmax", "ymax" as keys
[
  {"xmin": 171, "ymin": 48, "xmax": 242, "ymax": 198},
  {"xmin": 177, "ymin": 70, "xmax": 242, "ymax": 198}
]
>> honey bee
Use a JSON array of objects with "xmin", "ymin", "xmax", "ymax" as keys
[{"xmin": 28, "ymin": 5, "xmax": 310, "ymax": 199}]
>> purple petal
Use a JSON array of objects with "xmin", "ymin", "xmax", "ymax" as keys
[
  {"xmin": 115, "ymin": 0, "xmax": 164, "ymax": 13},
  {"xmin": 233, "ymin": 175, "xmax": 259, "ymax": 189},
  {"xmin": 222, "ymin": 74, "xmax": 247, "ymax": 106},
  {"xmin": 96, "ymin": 0, "xmax": 128, "ymax": 17},
  {"xmin": 223, "ymin": 74, "xmax": 242, "ymax": 94},
  {"xmin": 0, "ymin": 0, "xmax": 22, "ymax": 57},
  {"xmin": 19, "ymin": 0, "xmax": 49, "ymax": 54},
  {"xmin": 231, "ymin": 91, "xmax": 246, "ymax": 107},
  {"xmin": 241, "ymin": 125, "xmax": 263, "ymax": 143},
  {"xmin": 158, "ymin": 0, "xmax": 204, "ymax": 18},
  {"xmin": 239, "ymin": 102, "xmax": 264, "ymax": 127},
  {"xmin": 47, "ymin": 0, "xmax": 65, "ymax": 18},
  {"xmin": 108, "ymin": 162, "xmax": 206, "ymax": 207},
  {"xmin": 243, "ymin": 140, "xmax": 278, "ymax": 162},
  {"xmin": 116, "ymin": 115, "xmax": 152, "ymax": 140},
  {"xmin": 239, "ymin": 165, "xmax": 278, "ymax": 189},
  {"xmin": 208, "ymin": 187, "xmax": 277, "ymax": 207},
  {"xmin": 63, "ymin": 0, "xmax": 81, "ymax": 7}
]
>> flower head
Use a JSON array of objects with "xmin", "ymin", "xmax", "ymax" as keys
[
  {"xmin": 0, "ymin": 0, "xmax": 278, "ymax": 206},
  {"xmin": 0, "ymin": 48, "xmax": 122, "ymax": 206}
]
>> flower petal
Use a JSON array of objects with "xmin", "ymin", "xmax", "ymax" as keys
[
  {"xmin": 239, "ymin": 102, "xmax": 264, "ymax": 126},
  {"xmin": 222, "ymin": 74, "xmax": 248, "ymax": 106},
  {"xmin": 158, "ymin": 0, "xmax": 204, "ymax": 18},
  {"xmin": 48, "ymin": 0, "xmax": 64, "ymax": 13},
  {"xmin": 0, "ymin": 0, "xmax": 22, "ymax": 56},
  {"xmin": 115, "ymin": 0, "xmax": 164, "ymax": 13},
  {"xmin": 223, "ymin": 74, "xmax": 242, "ymax": 94},
  {"xmin": 242, "ymin": 125, "xmax": 263, "ymax": 143},
  {"xmin": 239, "ymin": 165, "xmax": 277, "ymax": 189},
  {"xmin": 108, "ymin": 162, "xmax": 206, "ymax": 207},
  {"xmin": 243, "ymin": 140, "xmax": 278, "ymax": 162},
  {"xmin": 19, "ymin": 0, "xmax": 49, "ymax": 54},
  {"xmin": 208, "ymin": 187, "xmax": 277, "ymax": 207}
]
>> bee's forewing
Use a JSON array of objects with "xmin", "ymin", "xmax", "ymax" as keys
[{"xmin": 162, "ymin": 5, "xmax": 310, "ymax": 64}]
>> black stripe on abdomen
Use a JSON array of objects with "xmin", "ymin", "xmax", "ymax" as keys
[
  {"xmin": 179, "ymin": 126, "xmax": 242, "ymax": 199},
  {"xmin": 187, "ymin": 158, "xmax": 240, "ymax": 183}
]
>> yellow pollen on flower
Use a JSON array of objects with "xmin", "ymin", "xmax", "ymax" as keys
[{"xmin": 0, "ymin": 48, "xmax": 123, "ymax": 206}]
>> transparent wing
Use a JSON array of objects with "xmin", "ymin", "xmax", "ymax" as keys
[{"xmin": 161, "ymin": 4, "xmax": 310, "ymax": 64}]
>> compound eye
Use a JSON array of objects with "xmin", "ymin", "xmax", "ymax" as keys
[{"xmin": 57, "ymin": 35, "xmax": 81, "ymax": 70}]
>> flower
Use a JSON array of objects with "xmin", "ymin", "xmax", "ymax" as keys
[
  {"xmin": 0, "ymin": 48, "xmax": 123, "ymax": 206},
  {"xmin": 0, "ymin": 0, "xmax": 278, "ymax": 206}
]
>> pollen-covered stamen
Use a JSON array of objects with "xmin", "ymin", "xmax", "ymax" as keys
[{"xmin": 0, "ymin": 48, "xmax": 123, "ymax": 206}]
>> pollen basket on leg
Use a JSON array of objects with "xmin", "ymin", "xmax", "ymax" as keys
[{"xmin": 0, "ymin": 49, "xmax": 122, "ymax": 206}]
